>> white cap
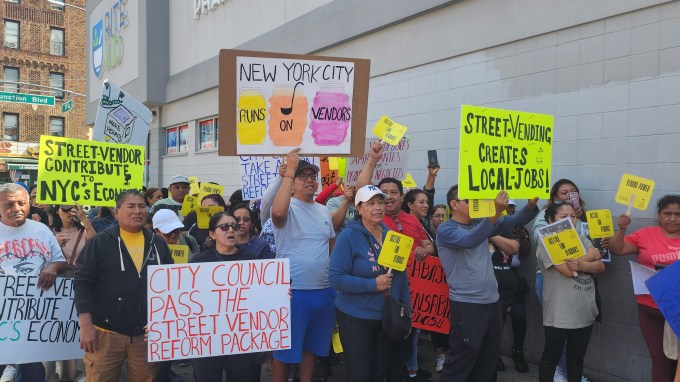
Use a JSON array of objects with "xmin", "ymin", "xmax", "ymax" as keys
[
  {"xmin": 508, "ymin": 199, "xmax": 517, "ymax": 206},
  {"xmin": 169, "ymin": 175, "xmax": 190, "ymax": 186},
  {"xmin": 355, "ymin": 185, "xmax": 386, "ymax": 207},
  {"xmin": 152, "ymin": 209, "xmax": 184, "ymax": 234}
]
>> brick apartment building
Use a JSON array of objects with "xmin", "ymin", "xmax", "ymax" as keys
[{"xmin": 0, "ymin": 0, "xmax": 86, "ymax": 185}]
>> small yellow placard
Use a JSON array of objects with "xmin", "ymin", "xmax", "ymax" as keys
[
  {"xmin": 188, "ymin": 176, "xmax": 199, "ymax": 195},
  {"xmin": 401, "ymin": 173, "xmax": 417, "ymax": 188},
  {"xmin": 196, "ymin": 206, "xmax": 225, "ymax": 229},
  {"xmin": 469, "ymin": 199, "xmax": 496, "ymax": 218},
  {"xmin": 338, "ymin": 158, "xmax": 347, "ymax": 178},
  {"xmin": 615, "ymin": 174, "xmax": 655, "ymax": 211},
  {"xmin": 198, "ymin": 183, "xmax": 225, "ymax": 202},
  {"xmin": 373, "ymin": 116, "xmax": 408, "ymax": 146},
  {"xmin": 543, "ymin": 229, "xmax": 585, "ymax": 265},
  {"xmin": 378, "ymin": 231, "xmax": 414, "ymax": 272},
  {"xmin": 181, "ymin": 195, "xmax": 197, "ymax": 217},
  {"xmin": 328, "ymin": 157, "xmax": 339, "ymax": 170},
  {"xmin": 168, "ymin": 244, "xmax": 190, "ymax": 264},
  {"xmin": 586, "ymin": 209, "xmax": 614, "ymax": 239},
  {"xmin": 331, "ymin": 326, "xmax": 343, "ymax": 353}
]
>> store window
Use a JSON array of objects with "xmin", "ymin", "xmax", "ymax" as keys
[
  {"xmin": 3, "ymin": 67, "xmax": 19, "ymax": 93},
  {"xmin": 166, "ymin": 125, "xmax": 188, "ymax": 154},
  {"xmin": 50, "ymin": 28, "xmax": 64, "ymax": 56},
  {"xmin": 4, "ymin": 20, "xmax": 19, "ymax": 49},
  {"xmin": 198, "ymin": 117, "xmax": 219, "ymax": 150},
  {"xmin": 50, "ymin": 72, "xmax": 64, "ymax": 99},
  {"xmin": 50, "ymin": 117, "xmax": 64, "ymax": 136},
  {"xmin": 2, "ymin": 113, "xmax": 19, "ymax": 141}
]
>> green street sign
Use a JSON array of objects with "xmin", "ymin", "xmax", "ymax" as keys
[
  {"xmin": 61, "ymin": 100, "xmax": 73, "ymax": 113},
  {"xmin": 0, "ymin": 91, "xmax": 55, "ymax": 106}
]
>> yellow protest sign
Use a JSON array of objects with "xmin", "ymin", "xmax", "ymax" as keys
[
  {"xmin": 196, "ymin": 206, "xmax": 225, "ymax": 229},
  {"xmin": 469, "ymin": 199, "xmax": 496, "ymax": 218},
  {"xmin": 331, "ymin": 326, "xmax": 343, "ymax": 353},
  {"xmin": 328, "ymin": 157, "xmax": 339, "ymax": 170},
  {"xmin": 615, "ymin": 174, "xmax": 655, "ymax": 211},
  {"xmin": 181, "ymin": 195, "xmax": 197, "ymax": 217},
  {"xmin": 543, "ymin": 229, "xmax": 585, "ymax": 265},
  {"xmin": 401, "ymin": 173, "xmax": 417, "ymax": 188},
  {"xmin": 458, "ymin": 105, "xmax": 553, "ymax": 199},
  {"xmin": 378, "ymin": 231, "xmax": 414, "ymax": 272},
  {"xmin": 373, "ymin": 116, "xmax": 408, "ymax": 146},
  {"xmin": 188, "ymin": 176, "xmax": 199, "ymax": 195},
  {"xmin": 198, "ymin": 183, "xmax": 225, "ymax": 202},
  {"xmin": 168, "ymin": 244, "xmax": 190, "ymax": 264},
  {"xmin": 337, "ymin": 157, "xmax": 347, "ymax": 178},
  {"xmin": 586, "ymin": 209, "xmax": 614, "ymax": 239},
  {"xmin": 37, "ymin": 135, "xmax": 144, "ymax": 207}
]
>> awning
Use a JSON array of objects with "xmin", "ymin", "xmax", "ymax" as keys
[{"xmin": 0, "ymin": 157, "xmax": 39, "ymax": 171}]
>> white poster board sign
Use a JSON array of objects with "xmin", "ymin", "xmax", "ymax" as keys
[
  {"xmin": 0, "ymin": 276, "xmax": 83, "ymax": 364},
  {"xmin": 345, "ymin": 138, "xmax": 410, "ymax": 186},
  {"xmin": 238, "ymin": 156, "xmax": 320, "ymax": 200},
  {"xmin": 147, "ymin": 259, "xmax": 291, "ymax": 362},
  {"xmin": 93, "ymin": 81, "xmax": 152, "ymax": 146}
]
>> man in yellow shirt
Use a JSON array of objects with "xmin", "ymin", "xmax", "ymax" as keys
[{"xmin": 74, "ymin": 190, "xmax": 174, "ymax": 381}]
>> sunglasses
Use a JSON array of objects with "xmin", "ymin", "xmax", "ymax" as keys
[
  {"xmin": 216, "ymin": 223, "xmax": 241, "ymax": 232},
  {"xmin": 60, "ymin": 206, "xmax": 74, "ymax": 212},
  {"xmin": 296, "ymin": 173, "xmax": 318, "ymax": 181},
  {"xmin": 235, "ymin": 216, "xmax": 251, "ymax": 223}
]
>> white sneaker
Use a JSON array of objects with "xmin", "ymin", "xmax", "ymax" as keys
[
  {"xmin": 553, "ymin": 366, "xmax": 567, "ymax": 382},
  {"xmin": 0, "ymin": 366, "xmax": 16, "ymax": 382},
  {"xmin": 435, "ymin": 354, "xmax": 445, "ymax": 373},
  {"xmin": 581, "ymin": 375, "xmax": 590, "ymax": 382}
]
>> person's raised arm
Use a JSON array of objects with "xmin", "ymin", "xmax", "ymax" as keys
[
  {"xmin": 490, "ymin": 235, "xmax": 520, "ymax": 255},
  {"xmin": 423, "ymin": 165, "xmax": 439, "ymax": 217},
  {"xmin": 271, "ymin": 149, "xmax": 300, "ymax": 228},
  {"xmin": 356, "ymin": 141, "xmax": 383, "ymax": 189},
  {"xmin": 260, "ymin": 161, "xmax": 287, "ymax": 223},
  {"xmin": 316, "ymin": 177, "xmax": 341, "ymax": 205},
  {"xmin": 609, "ymin": 214, "xmax": 639, "ymax": 256},
  {"xmin": 329, "ymin": 187, "xmax": 354, "ymax": 231}
]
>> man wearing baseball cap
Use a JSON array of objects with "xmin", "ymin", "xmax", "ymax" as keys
[{"xmin": 150, "ymin": 175, "xmax": 190, "ymax": 220}]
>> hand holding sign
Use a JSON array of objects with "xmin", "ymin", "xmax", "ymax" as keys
[
  {"xmin": 615, "ymin": 174, "xmax": 655, "ymax": 211},
  {"xmin": 376, "ymin": 272, "xmax": 394, "ymax": 291},
  {"xmin": 585, "ymin": 210, "xmax": 614, "ymax": 239}
]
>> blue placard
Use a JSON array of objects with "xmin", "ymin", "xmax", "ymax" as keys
[{"xmin": 646, "ymin": 260, "xmax": 680, "ymax": 338}]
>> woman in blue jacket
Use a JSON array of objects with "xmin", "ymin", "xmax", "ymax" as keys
[{"xmin": 329, "ymin": 185, "xmax": 412, "ymax": 382}]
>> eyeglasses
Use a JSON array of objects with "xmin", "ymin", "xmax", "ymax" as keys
[
  {"xmin": 216, "ymin": 223, "xmax": 241, "ymax": 232},
  {"xmin": 162, "ymin": 228, "xmax": 182, "ymax": 236},
  {"xmin": 296, "ymin": 173, "xmax": 318, "ymax": 182},
  {"xmin": 60, "ymin": 206, "xmax": 74, "ymax": 212},
  {"xmin": 235, "ymin": 216, "xmax": 251, "ymax": 223}
]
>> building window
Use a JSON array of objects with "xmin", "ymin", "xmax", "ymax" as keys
[
  {"xmin": 50, "ymin": 117, "xmax": 64, "ymax": 136},
  {"xmin": 199, "ymin": 118, "xmax": 219, "ymax": 150},
  {"xmin": 3, "ymin": 67, "xmax": 19, "ymax": 93},
  {"xmin": 50, "ymin": 72, "xmax": 64, "ymax": 99},
  {"xmin": 2, "ymin": 113, "xmax": 18, "ymax": 141},
  {"xmin": 166, "ymin": 125, "xmax": 188, "ymax": 154},
  {"xmin": 50, "ymin": 0, "xmax": 64, "ymax": 10},
  {"xmin": 50, "ymin": 28, "xmax": 64, "ymax": 56},
  {"xmin": 5, "ymin": 1, "xmax": 20, "ymax": 4},
  {"xmin": 4, "ymin": 20, "xmax": 19, "ymax": 49}
]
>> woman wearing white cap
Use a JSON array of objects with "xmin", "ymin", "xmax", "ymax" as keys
[
  {"xmin": 329, "ymin": 185, "xmax": 412, "ymax": 382},
  {"xmin": 152, "ymin": 209, "xmax": 199, "ymax": 259}
]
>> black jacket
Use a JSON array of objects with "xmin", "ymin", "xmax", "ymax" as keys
[{"xmin": 74, "ymin": 225, "xmax": 173, "ymax": 336}]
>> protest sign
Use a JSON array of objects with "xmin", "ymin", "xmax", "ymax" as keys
[
  {"xmin": 0, "ymin": 276, "xmax": 83, "ymax": 364},
  {"xmin": 92, "ymin": 81, "xmax": 152, "ymax": 146},
  {"xmin": 538, "ymin": 218, "xmax": 585, "ymax": 265},
  {"xmin": 147, "ymin": 259, "xmax": 291, "ymax": 361},
  {"xmin": 458, "ymin": 105, "xmax": 553, "ymax": 199},
  {"xmin": 630, "ymin": 260, "xmax": 655, "ymax": 295},
  {"xmin": 401, "ymin": 173, "xmax": 417, "ymax": 188},
  {"xmin": 239, "ymin": 156, "xmax": 320, "ymax": 200},
  {"xmin": 378, "ymin": 231, "xmax": 414, "ymax": 272},
  {"xmin": 345, "ymin": 138, "xmax": 410, "ymax": 186},
  {"xmin": 469, "ymin": 199, "xmax": 496, "ymax": 218},
  {"xmin": 181, "ymin": 195, "xmax": 197, "ymax": 217},
  {"xmin": 407, "ymin": 256, "xmax": 451, "ymax": 334},
  {"xmin": 168, "ymin": 244, "xmax": 190, "ymax": 264},
  {"xmin": 615, "ymin": 174, "xmax": 655, "ymax": 211},
  {"xmin": 218, "ymin": 49, "xmax": 370, "ymax": 156},
  {"xmin": 196, "ymin": 206, "xmax": 225, "ymax": 229},
  {"xmin": 331, "ymin": 326, "xmax": 343, "ymax": 353},
  {"xmin": 320, "ymin": 157, "xmax": 340, "ymax": 189},
  {"xmin": 37, "ymin": 136, "xmax": 144, "ymax": 207},
  {"xmin": 188, "ymin": 176, "xmax": 199, "ymax": 195},
  {"xmin": 373, "ymin": 116, "xmax": 407, "ymax": 146},
  {"xmin": 646, "ymin": 260, "xmax": 680, "ymax": 337},
  {"xmin": 198, "ymin": 183, "xmax": 225, "ymax": 202},
  {"xmin": 585, "ymin": 209, "xmax": 614, "ymax": 239}
]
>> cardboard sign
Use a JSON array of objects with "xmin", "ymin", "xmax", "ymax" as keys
[
  {"xmin": 188, "ymin": 176, "xmax": 199, "ymax": 195},
  {"xmin": 239, "ymin": 156, "xmax": 320, "ymax": 200},
  {"xmin": 373, "ymin": 116, "xmax": 408, "ymax": 146},
  {"xmin": 458, "ymin": 105, "xmax": 553, "ymax": 199},
  {"xmin": 168, "ymin": 244, "xmax": 190, "ymax": 264},
  {"xmin": 218, "ymin": 49, "xmax": 370, "ymax": 156},
  {"xmin": 615, "ymin": 174, "xmax": 655, "ymax": 211},
  {"xmin": 196, "ymin": 206, "xmax": 225, "ymax": 229},
  {"xmin": 181, "ymin": 195, "xmax": 197, "ymax": 217},
  {"xmin": 537, "ymin": 218, "xmax": 586, "ymax": 265},
  {"xmin": 401, "ymin": 173, "xmax": 417, "ymax": 188},
  {"xmin": 345, "ymin": 138, "xmax": 410, "ymax": 186},
  {"xmin": 93, "ymin": 81, "xmax": 152, "ymax": 146},
  {"xmin": 407, "ymin": 256, "xmax": 451, "ymax": 334},
  {"xmin": 198, "ymin": 183, "xmax": 225, "ymax": 202},
  {"xmin": 646, "ymin": 260, "xmax": 680, "ymax": 338},
  {"xmin": 0, "ymin": 276, "xmax": 83, "ymax": 364},
  {"xmin": 147, "ymin": 260, "xmax": 291, "ymax": 361},
  {"xmin": 378, "ymin": 231, "xmax": 414, "ymax": 271},
  {"xmin": 585, "ymin": 209, "xmax": 614, "ymax": 239},
  {"xmin": 320, "ymin": 157, "xmax": 340, "ymax": 189},
  {"xmin": 469, "ymin": 199, "xmax": 496, "ymax": 218},
  {"xmin": 37, "ymin": 136, "xmax": 144, "ymax": 207}
]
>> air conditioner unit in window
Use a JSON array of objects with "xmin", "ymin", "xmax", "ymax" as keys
[{"xmin": 5, "ymin": 42, "xmax": 17, "ymax": 49}]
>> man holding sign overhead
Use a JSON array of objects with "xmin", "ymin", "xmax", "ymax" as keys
[{"xmin": 437, "ymin": 186, "xmax": 538, "ymax": 382}]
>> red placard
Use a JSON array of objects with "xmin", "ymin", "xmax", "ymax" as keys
[{"xmin": 407, "ymin": 256, "xmax": 451, "ymax": 334}]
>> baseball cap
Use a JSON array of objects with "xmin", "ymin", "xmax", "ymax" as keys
[
  {"xmin": 169, "ymin": 175, "xmax": 190, "ymax": 186},
  {"xmin": 508, "ymin": 199, "xmax": 517, "ymax": 206},
  {"xmin": 355, "ymin": 185, "xmax": 386, "ymax": 207},
  {"xmin": 152, "ymin": 209, "xmax": 184, "ymax": 234},
  {"xmin": 294, "ymin": 160, "xmax": 320, "ymax": 176}
]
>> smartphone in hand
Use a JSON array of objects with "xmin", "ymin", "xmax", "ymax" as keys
[
  {"xmin": 427, "ymin": 150, "xmax": 439, "ymax": 168},
  {"xmin": 567, "ymin": 192, "xmax": 580, "ymax": 209}
]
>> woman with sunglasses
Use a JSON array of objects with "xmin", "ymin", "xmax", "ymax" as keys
[
  {"xmin": 231, "ymin": 203, "xmax": 274, "ymax": 259},
  {"xmin": 189, "ymin": 211, "xmax": 261, "ymax": 381}
]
